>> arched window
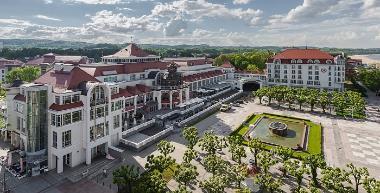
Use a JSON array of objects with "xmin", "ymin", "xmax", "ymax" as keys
[
  {"xmin": 274, "ymin": 59, "xmax": 281, "ymax": 64},
  {"xmin": 291, "ymin": 59, "xmax": 296, "ymax": 64},
  {"xmin": 314, "ymin": 60, "xmax": 320, "ymax": 64},
  {"xmin": 307, "ymin": 59, "xmax": 314, "ymax": 64},
  {"xmin": 297, "ymin": 59, "xmax": 303, "ymax": 63},
  {"xmin": 326, "ymin": 60, "xmax": 332, "ymax": 64}
]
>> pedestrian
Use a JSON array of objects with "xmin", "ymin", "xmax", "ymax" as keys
[{"xmin": 103, "ymin": 169, "xmax": 107, "ymax": 178}]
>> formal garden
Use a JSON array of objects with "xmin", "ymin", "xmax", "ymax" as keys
[
  {"xmin": 112, "ymin": 126, "xmax": 380, "ymax": 193},
  {"xmin": 253, "ymin": 86, "xmax": 366, "ymax": 119}
]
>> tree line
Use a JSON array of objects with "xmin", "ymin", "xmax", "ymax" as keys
[
  {"xmin": 213, "ymin": 51, "xmax": 273, "ymax": 72},
  {"xmin": 358, "ymin": 68, "xmax": 380, "ymax": 94},
  {"xmin": 254, "ymin": 86, "xmax": 366, "ymax": 119},
  {"xmin": 112, "ymin": 127, "xmax": 380, "ymax": 193}
]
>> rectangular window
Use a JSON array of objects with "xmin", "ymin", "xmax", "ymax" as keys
[
  {"xmin": 298, "ymin": 65, "xmax": 302, "ymax": 69},
  {"xmin": 53, "ymin": 131, "xmax": 57, "ymax": 148},
  {"xmin": 63, "ymin": 96, "xmax": 71, "ymax": 104},
  {"xmin": 57, "ymin": 115, "xmax": 62, "ymax": 127},
  {"xmin": 72, "ymin": 110, "xmax": 82, "ymax": 122},
  {"xmin": 113, "ymin": 115, "xmax": 120, "ymax": 129},
  {"xmin": 51, "ymin": 114, "xmax": 56, "ymax": 126},
  {"xmin": 62, "ymin": 130, "xmax": 71, "ymax": 148},
  {"xmin": 130, "ymin": 74, "xmax": 136, "ymax": 81},
  {"xmin": 73, "ymin": 94, "xmax": 80, "ymax": 102},
  {"xmin": 63, "ymin": 113, "xmax": 72, "ymax": 125},
  {"xmin": 55, "ymin": 96, "xmax": 60, "ymax": 104},
  {"xmin": 140, "ymin": 74, "xmax": 145, "ymax": 79}
]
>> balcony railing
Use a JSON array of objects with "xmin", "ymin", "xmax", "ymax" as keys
[{"xmin": 120, "ymin": 126, "xmax": 173, "ymax": 149}]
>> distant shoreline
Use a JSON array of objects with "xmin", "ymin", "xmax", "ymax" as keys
[{"xmin": 350, "ymin": 54, "xmax": 380, "ymax": 65}]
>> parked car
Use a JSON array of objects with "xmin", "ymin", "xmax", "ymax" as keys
[{"xmin": 220, "ymin": 104, "xmax": 231, "ymax": 112}]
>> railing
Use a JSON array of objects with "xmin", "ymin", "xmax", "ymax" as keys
[
  {"xmin": 157, "ymin": 110, "xmax": 180, "ymax": 119},
  {"xmin": 120, "ymin": 126, "xmax": 174, "ymax": 149},
  {"xmin": 180, "ymin": 102, "xmax": 204, "ymax": 115},
  {"xmin": 122, "ymin": 119, "xmax": 155, "ymax": 136}
]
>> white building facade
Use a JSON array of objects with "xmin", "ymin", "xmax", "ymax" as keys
[{"xmin": 266, "ymin": 49, "xmax": 345, "ymax": 91}]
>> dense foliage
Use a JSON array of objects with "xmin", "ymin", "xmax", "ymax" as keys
[
  {"xmin": 5, "ymin": 66, "xmax": 41, "ymax": 84},
  {"xmin": 213, "ymin": 51, "xmax": 273, "ymax": 72},
  {"xmin": 112, "ymin": 126, "xmax": 380, "ymax": 193},
  {"xmin": 358, "ymin": 68, "xmax": 380, "ymax": 93},
  {"xmin": 254, "ymin": 86, "xmax": 366, "ymax": 118}
]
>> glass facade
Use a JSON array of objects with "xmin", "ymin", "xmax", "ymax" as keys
[{"xmin": 26, "ymin": 89, "xmax": 48, "ymax": 153}]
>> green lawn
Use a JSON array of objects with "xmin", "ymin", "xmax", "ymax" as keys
[{"xmin": 230, "ymin": 113, "xmax": 323, "ymax": 159}]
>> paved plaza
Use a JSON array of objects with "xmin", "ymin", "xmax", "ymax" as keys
[{"xmin": 5, "ymin": 92, "xmax": 380, "ymax": 193}]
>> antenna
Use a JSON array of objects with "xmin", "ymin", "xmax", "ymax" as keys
[{"xmin": 130, "ymin": 36, "xmax": 134, "ymax": 44}]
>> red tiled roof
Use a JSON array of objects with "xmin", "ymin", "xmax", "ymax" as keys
[
  {"xmin": 34, "ymin": 67, "xmax": 100, "ymax": 90},
  {"xmin": 136, "ymin": 84, "xmax": 151, "ymax": 93},
  {"xmin": 49, "ymin": 101, "xmax": 84, "ymax": 111},
  {"xmin": 14, "ymin": 94, "xmax": 26, "ymax": 102},
  {"xmin": 127, "ymin": 86, "xmax": 142, "ymax": 95},
  {"xmin": 220, "ymin": 60, "xmax": 234, "ymax": 68},
  {"xmin": 271, "ymin": 49, "xmax": 334, "ymax": 60},
  {"xmin": 111, "ymin": 88, "xmax": 134, "ymax": 99},
  {"xmin": 80, "ymin": 62, "xmax": 168, "ymax": 77},
  {"xmin": 110, "ymin": 44, "xmax": 150, "ymax": 57},
  {"xmin": 26, "ymin": 54, "xmax": 87, "ymax": 66}
]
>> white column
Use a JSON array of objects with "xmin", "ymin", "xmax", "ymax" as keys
[
  {"xmin": 185, "ymin": 88, "xmax": 190, "ymax": 101},
  {"xmin": 169, "ymin": 91, "xmax": 173, "ymax": 109},
  {"xmin": 157, "ymin": 91, "xmax": 162, "ymax": 110},
  {"xmin": 86, "ymin": 148, "xmax": 92, "ymax": 165},
  {"xmin": 143, "ymin": 94, "xmax": 147, "ymax": 104},
  {"xmin": 57, "ymin": 155, "xmax": 63, "ymax": 173},
  {"xmin": 179, "ymin": 89, "xmax": 183, "ymax": 104},
  {"xmin": 133, "ymin": 95, "xmax": 137, "ymax": 114}
]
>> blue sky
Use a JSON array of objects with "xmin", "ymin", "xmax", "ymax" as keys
[{"xmin": 0, "ymin": 0, "xmax": 379, "ymax": 48}]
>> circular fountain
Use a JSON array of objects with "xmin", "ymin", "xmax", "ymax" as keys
[{"xmin": 268, "ymin": 121, "xmax": 288, "ymax": 136}]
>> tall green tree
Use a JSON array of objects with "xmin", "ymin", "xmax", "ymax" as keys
[
  {"xmin": 227, "ymin": 136, "xmax": 246, "ymax": 164},
  {"xmin": 284, "ymin": 159, "xmax": 309, "ymax": 192},
  {"xmin": 319, "ymin": 90, "xmax": 330, "ymax": 113},
  {"xmin": 363, "ymin": 177, "xmax": 380, "ymax": 193},
  {"xmin": 257, "ymin": 151, "xmax": 277, "ymax": 174},
  {"xmin": 271, "ymin": 146, "xmax": 293, "ymax": 177},
  {"xmin": 254, "ymin": 173, "xmax": 283, "ymax": 193},
  {"xmin": 248, "ymin": 138, "xmax": 264, "ymax": 166},
  {"xmin": 347, "ymin": 163, "xmax": 369, "ymax": 193},
  {"xmin": 112, "ymin": 165, "xmax": 140, "ymax": 193},
  {"xmin": 199, "ymin": 131, "xmax": 223, "ymax": 155},
  {"xmin": 182, "ymin": 127, "xmax": 199, "ymax": 150},
  {"xmin": 307, "ymin": 89, "xmax": 319, "ymax": 112},
  {"xmin": 203, "ymin": 154, "xmax": 227, "ymax": 176},
  {"xmin": 174, "ymin": 163, "xmax": 198, "ymax": 187},
  {"xmin": 321, "ymin": 166, "xmax": 353, "ymax": 193},
  {"xmin": 5, "ymin": 66, "xmax": 40, "ymax": 83},
  {"xmin": 304, "ymin": 154, "xmax": 326, "ymax": 187},
  {"xmin": 200, "ymin": 175, "xmax": 228, "ymax": 193},
  {"xmin": 183, "ymin": 149, "xmax": 197, "ymax": 163}
]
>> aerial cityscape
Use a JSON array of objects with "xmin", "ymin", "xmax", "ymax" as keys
[{"xmin": 0, "ymin": 0, "xmax": 380, "ymax": 193}]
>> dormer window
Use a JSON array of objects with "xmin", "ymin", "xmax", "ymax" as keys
[
  {"xmin": 297, "ymin": 59, "xmax": 303, "ymax": 63},
  {"xmin": 291, "ymin": 59, "xmax": 296, "ymax": 64},
  {"xmin": 314, "ymin": 60, "xmax": 320, "ymax": 64},
  {"xmin": 307, "ymin": 59, "xmax": 314, "ymax": 64},
  {"xmin": 274, "ymin": 59, "xmax": 281, "ymax": 64},
  {"xmin": 326, "ymin": 60, "xmax": 332, "ymax": 64}
]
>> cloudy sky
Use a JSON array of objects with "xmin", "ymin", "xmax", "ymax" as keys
[{"xmin": 0, "ymin": 0, "xmax": 379, "ymax": 48}]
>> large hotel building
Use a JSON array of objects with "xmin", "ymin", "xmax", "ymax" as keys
[{"xmin": 4, "ymin": 45, "xmax": 344, "ymax": 176}]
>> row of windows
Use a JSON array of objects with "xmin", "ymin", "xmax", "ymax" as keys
[
  {"xmin": 90, "ymin": 122, "xmax": 109, "ymax": 141},
  {"xmin": 104, "ymin": 76, "xmax": 117, "ymax": 82},
  {"xmin": 55, "ymin": 94, "xmax": 80, "ymax": 105},
  {"xmin": 52, "ymin": 130, "xmax": 71, "ymax": 148},
  {"xmin": 51, "ymin": 110, "xmax": 82, "ymax": 127},
  {"xmin": 90, "ymin": 106, "xmax": 109, "ymax": 120},
  {"xmin": 111, "ymin": 100, "xmax": 123, "ymax": 111}
]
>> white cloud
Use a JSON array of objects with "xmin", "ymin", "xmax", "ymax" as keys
[
  {"xmin": 233, "ymin": 0, "xmax": 253, "ymax": 5},
  {"xmin": 44, "ymin": 0, "xmax": 53, "ymax": 4},
  {"xmin": 35, "ymin": 14, "xmax": 62, "ymax": 21},
  {"xmin": 164, "ymin": 18, "xmax": 187, "ymax": 36},
  {"xmin": 62, "ymin": 0, "xmax": 122, "ymax": 4}
]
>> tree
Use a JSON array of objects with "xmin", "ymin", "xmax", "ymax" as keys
[
  {"xmin": 183, "ymin": 149, "xmax": 197, "ymax": 163},
  {"xmin": 174, "ymin": 163, "xmax": 198, "ymax": 187},
  {"xmin": 307, "ymin": 89, "xmax": 319, "ymax": 112},
  {"xmin": 296, "ymin": 88, "xmax": 308, "ymax": 110},
  {"xmin": 145, "ymin": 170, "xmax": 167, "ymax": 193},
  {"xmin": 363, "ymin": 177, "xmax": 380, "ymax": 193},
  {"xmin": 225, "ymin": 164, "xmax": 247, "ymax": 188},
  {"xmin": 157, "ymin": 140, "xmax": 175, "ymax": 158},
  {"xmin": 199, "ymin": 131, "xmax": 223, "ymax": 155},
  {"xmin": 319, "ymin": 90, "xmax": 330, "ymax": 113},
  {"xmin": 203, "ymin": 154, "xmax": 227, "ymax": 176},
  {"xmin": 284, "ymin": 159, "xmax": 308, "ymax": 192},
  {"xmin": 112, "ymin": 165, "xmax": 140, "ymax": 193},
  {"xmin": 5, "ymin": 66, "xmax": 40, "ymax": 83},
  {"xmin": 321, "ymin": 166, "xmax": 353, "ymax": 193},
  {"xmin": 182, "ymin": 127, "xmax": 199, "ymax": 150},
  {"xmin": 173, "ymin": 185, "xmax": 191, "ymax": 193},
  {"xmin": 304, "ymin": 154, "xmax": 326, "ymax": 187},
  {"xmin": 254, "ymin": 173, "xmax": 283, "ymax": 193},
  {"xmin": 271, "ymin": 146, "xmax": 293, "ymax": 177},
  {"xmin": 257, "ymin": 151, "xmax": 277, "ymax": 174},
  {"xmin": 254, "ymin": 88, "xmax": 266, "ymax": 104},
  {"xmin": 200, "ymin": 175, "xmax": 228, "ymax": 193},
  {"xmin": 227, "ymin": 136, "xmax": 246, "ymax": 164},
  {"xmin": 285, "ymin": 88, "xmax": 297, "ymax": 109},
  {"xmin": 346, "ymin": 163, "xmax": 369, "ymax": 193},
  {"xmin": 248, "ymin": 138, "xmax": 264, "ymax": 166}
]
